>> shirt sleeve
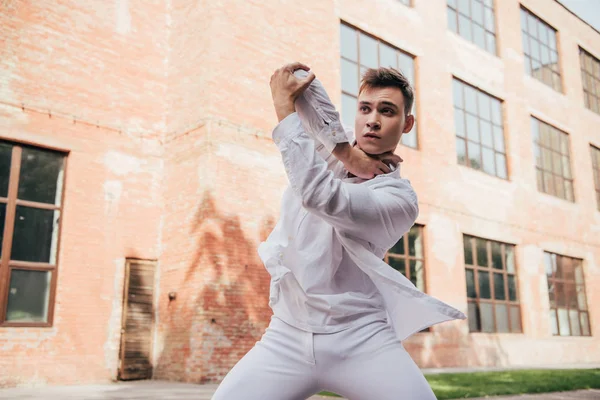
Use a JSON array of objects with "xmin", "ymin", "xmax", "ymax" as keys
[
  {"xmin": 273, "ymin": 112, "xmax": 418, "ymax": 247},
  {"xmin": 293, "ymin": 70, "xmax": 353, "ymax": 171}
]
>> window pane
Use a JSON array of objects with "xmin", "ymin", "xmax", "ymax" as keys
[
  {"xmin": 465, "ymin": 86, "xmax": 477, "ymax": 114},
  {"xmin": 574, "ymin": 263, "xmax": 584, "ymax": 284},
  {"xmin": 340, "ymin": 24, "xmax": 358, "ymax": 62},
  {"xmin": 481, "ymin": 302, "xmax": 494, "ymax": 332},
  {"xmin": 505, "ymin": 246, "xmax": 515, "ymax": 273},
  {"xmin": 341, "ymin": 59, "xmax": 359, "ymax": 96},
  {"xmin": 478, "ymin": 93, "xmax": 491, "ymax": 121},
  {"xmin": 491, "ymin": 242, "xmax": 502, "ymax": 269},
  {"xmin": 459, "ymin": 15, "xmax": 473, "ymax": 41},
  {"xmin": 494, "ymin": 272, "xmax": 506, "ymax": 300},
  {"xmin": 390, "ymin": 236, "xmax": 405, "ymax": 255},
  {"xmin": 564, "ymin": 180, "xmax": 574, "ymax": 202},
  {"xmin": 536, "ymin": 169, "xmax": 544, "ymax": 191},
  {"xmin": 522, "ymin": 35, "xmax": 530, "ymax": 56},
  {"xmin": 466, "ymin": 269, "xmax": 476, "ymax": 298},
  {"xmin": 580, "ymin": 312, "xmax": 590, "ymax": 336},
  {"xmin": 544, "ymin": 252, "xmax": 554, "ymax": 277},
  {"xmin": 11, "ymin": 206, "xmax": 60, "ymax": 263},
  {"xmin": 482, "ymin": 147, "xmax": 495, "ymax": 175},
  {"xmin": 408, "ymin": 227, "xmax": 423, "ymax": 257},
  {"xmin": 379, "ymin": 43, "xmax": 397, "ymax": 69},
  {"xmin": 410, "ymin": 259, "xmax": 425, "ymax": 291},
  {"xmin": 401, "ymin": 131, "xmax": 417, "ymax": 149},
  {"xmin": 389, "ymin": 257, "xmax": 406, "ymax": 275},
  {"xmin": 484, "ymin": 7, "xmax": 495, "ymax": 32},
  {"xmin": 557, "ymin": 308, "xmax": 571, "ymax": 336},
  {"xmin": 476, "ymin": 238, "xmax": 488, "ymax": 267},
  {"xmin": 463, "ymin": 236, "xmax": 473, "ymax": 264},
  {"xmin": 341, "ymin": 94, "xmax": 357, "ymax": 129},
  {"xmin": 398, "ymin": 53, "xmax": 414, "ymax": 83},
  {"xmin": 479, "ymin": 271, "xmax": 491, "ymax": 299},
  {"xmin": 508, "ymin": 275, "xmax": 517, "ymax": 301},
  {"xmin": 562, "ymin": 156, "xmax": 571, "ymax": 178},
  {"xmin": 496, "ymin": 154, "xmax": 507, "ymax": 179},
  {"xmin": 548, "ymin": 281, "xmax": 556, "ymax": 308},
  {"xmin": 468, "ymin": 302, "xmax": 480, "ymax": 332},
  {"xmin": 493, "ymin": 126, "xmax": 504, "ymax": 152},
  {"xmin": 0, "ymin": 143, "xmax": 12, "ymax": 198},
  {"xmin": 18, "ymin": 147, "xmax": 65, "ymax": 205},
  {"xmin": 453, "ymin": 80, "xmax": 464, "ymax": 108},
  {"xmin": 359, "ymin": 34, "xmax": 378, "ymax": 68},
  {"xmin": 530, "ymin": 40, "xmax": 540, "ymax": 61},
  {"xmin": 468, "ymin": 141, "xmax": 481, "ymax": 169},
  {"xmin": 455, "ymin": 109, "xmax": 466, "ymax": 137},
  {"xmin": 569, "ymin": 310, "xmax": 581, "ymax": 336},
  {"xmin": 473, "ymin": 24, "xmax": 485, "ymax": 49},
  {"xmin": 510, "ymin": 306, "xmax": 522, "ymax": 333},
  {"xmin": 554, "ymin": 176, "xmax": 565, "ymax": 199},
  {"xmin": 472, "ymin": 1, "xmax": 483, "ymax": 24},
  {"xmin": 549, "ymin": 310, "xmax": 559, "ymax": 335},
  {"xmin": 577, "ymin": 285, "xmax": 587, "ymax": 310},
  {"xmin": 480, "ymin": 121, "xmax": 492, "ymax": 147},
  {"xmin": 448, "ymin": 8, "xmax": 458, "ymax": 33},
  {"xmin": 457, "ymin": 0, "xmax": 470, "ymax": 16},
  {"xmin": 457, "ymin": 137, "xmax": 467, "ymax": 165},
  {"xmin": 548, "ymin": 31, "xmax": 557, "ymax": 50},
  {"xmin": 466, "ymin": 114, "xmax": 479, "ymax": 142},
  {"xmin": 491, "ymin": 100, "xmax": 502, "ymax": 125},
  {"xmin": 487, "ymin": 34, "xmax": 496, "ymax": 56},
  {"xmin": 495, "ymin": 304, "xmax": 509, "ymax": 333},
  {"xmin": 5, "ymin": 269, "xmax": 52, "ymax": 323}
]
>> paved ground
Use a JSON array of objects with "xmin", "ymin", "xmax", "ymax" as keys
[{"xmin": 0, "ymin": 381, "xmax": 598, "ymax": 400}]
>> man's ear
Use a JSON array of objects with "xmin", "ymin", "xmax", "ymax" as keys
[{"xmin": 402, "ymin": 115, "xmax": 415, "ymax": 133}]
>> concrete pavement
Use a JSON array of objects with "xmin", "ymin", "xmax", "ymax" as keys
[{"xmin": 0, "ymin": 381, "xmax": 598, "ymax": 399}]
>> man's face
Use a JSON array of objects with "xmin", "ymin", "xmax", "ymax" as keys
[{"xmin": 354, "ymin": 87, "xmax": 414, "ymax": 155}]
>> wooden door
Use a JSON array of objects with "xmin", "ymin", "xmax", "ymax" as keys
[{"xmin": 118, "ymin": 259, "xmax": 156, "ymax": 380}]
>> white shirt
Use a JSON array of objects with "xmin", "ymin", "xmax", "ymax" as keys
[{"xmin": 258, "ymin": 72, "xmax": 466, "ymax": 340}]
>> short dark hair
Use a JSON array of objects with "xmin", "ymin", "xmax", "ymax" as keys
[{"xmin": 359, "ymin": 67, "xmax": 414, "ymax": 115}]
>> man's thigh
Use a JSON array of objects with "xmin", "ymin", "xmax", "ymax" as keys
[
  {"xmin": 212, "ymin": 319, "xmax": 320, "ymax": 400},
  {"xmin": 318, "ymin": 322, "xmax": 436, "ymax": 400}
]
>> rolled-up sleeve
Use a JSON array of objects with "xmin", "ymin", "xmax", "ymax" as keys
[{"xmin": 273, "ymin": 112, "xmax": 418, "ymax": 247}]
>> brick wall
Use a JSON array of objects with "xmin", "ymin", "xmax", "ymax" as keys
[{"xmin": 0, "ymin": 0, "xmax": 598, "ymax": 388}]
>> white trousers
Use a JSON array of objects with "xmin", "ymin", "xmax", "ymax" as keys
[{"xmin": 212, "ymin": 316, "xmax": 437, "ymax": 400}]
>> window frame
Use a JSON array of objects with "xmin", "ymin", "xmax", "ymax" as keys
[
  {"xmin": 339, "ymin": 22, "xmax": 419, "ymax": 149},
  {"xmin": 453, "ymin": 77, "xmax": 508, "ymax": 179},
  {"xmin": 580, "ymin": 47, "xmax": 600, "ymax": 115},
  {"xmin": 544, "ymin": 252, "xmax": 591, "ymax": 337},
  {"xmin": 520, "ymin": 6, "xmax": 562, "ymax": 92},
  {"xmin": 384, "ymin": 225, "xmax": 427, "ymax": 293},
  {"xmin": 463, "ymin": 235, "xmax": 522, "ymax": 334},
  {"xmin": 447, "ymin": 0, "xmax": 498, "ymax": 55},
  {"xmin": 0, "ymin": 141, "xmax": 68, "ymax": 328},
  {"xmin": 531, "ymin": 116, "xmax": 574, "ymax": 202}
]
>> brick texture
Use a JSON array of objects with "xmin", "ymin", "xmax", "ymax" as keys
[{"xmin": 0, "ymin": 0, "xmax": 598, "ymax": 388}]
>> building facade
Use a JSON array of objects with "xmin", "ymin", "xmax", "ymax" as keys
[{"xmin": 0, "ymin": 0, "xmax": 598, "ymax": 388}]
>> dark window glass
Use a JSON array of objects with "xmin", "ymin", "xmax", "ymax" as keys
[
  {"xmin": 11, "ymin": 206, "xmax": 60, "ymax": 264},
  {"xmin": 6, "ymin": 269, "xmax": 52, "ymax": 323}
]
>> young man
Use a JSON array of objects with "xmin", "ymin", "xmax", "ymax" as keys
[{"xmin": 212, "ymin": 63, "xmax": 465, "ymax": 400}]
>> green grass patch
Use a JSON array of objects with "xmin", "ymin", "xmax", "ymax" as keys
[{"xmin": 319, "ymin": 369, "xmax": 600, "ymax": 399}]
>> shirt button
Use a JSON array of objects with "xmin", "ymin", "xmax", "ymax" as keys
[
  {"xmin": 275, "ymin": 138, "xmax": 281, "ymax": 144},
  {"xmin": 278, "ymin": 252, "xmax": 283, "ymax": 259},
  {"xmin": 332, "ymin": 131, "xmax": 336, "ymax": 136}
]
